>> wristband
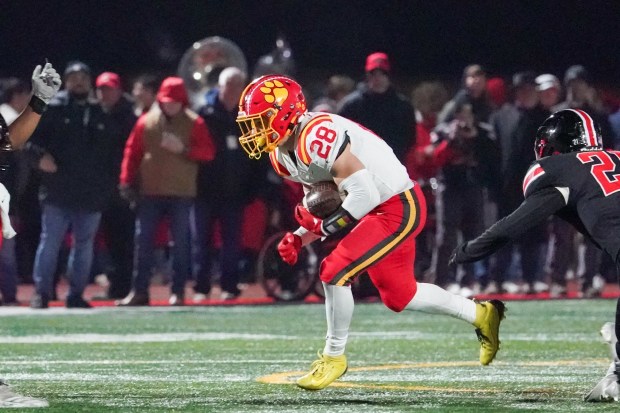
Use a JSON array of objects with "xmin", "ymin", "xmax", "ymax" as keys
[
  {"xmin": 28, "ymin": 95, "xmax": 47, "ymax": 114},
  {"xmin": 321, "ymin": 206, "xmax": 356, "ymax": 235}
]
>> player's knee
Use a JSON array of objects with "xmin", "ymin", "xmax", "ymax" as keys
[
  {"xmin": 380, "ymin": 285, "xmax": 417, "ymax": 313},
  {"xmin": 382, "ymin": 295, "xmax": 409, "ymax": 312}
]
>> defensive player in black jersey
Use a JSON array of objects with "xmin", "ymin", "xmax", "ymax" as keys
[
  {"xmin": 0, "ymin": 62, "xmax": 60, "ymax": 408},
  {"xmin": 450, "ymin": 108, "xmax": 620, "ymax": 402}
]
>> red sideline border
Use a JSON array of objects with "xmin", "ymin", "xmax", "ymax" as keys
[{"xmin": 34, "ymin": 291, "xmax": 620, "ymax": 308}]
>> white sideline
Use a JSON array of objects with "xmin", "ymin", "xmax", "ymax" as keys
[
  {"xmin": 1, "ymin": 359, "xmax": 300, "ymax": 365},
  {"xmin": 0, "ymin": 332, "xmax": 297, "ymax": 344}
]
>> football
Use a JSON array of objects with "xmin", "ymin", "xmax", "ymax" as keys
[{"xmin": 305, "ymin": 181, "xmax": 342, "ymax": 218}]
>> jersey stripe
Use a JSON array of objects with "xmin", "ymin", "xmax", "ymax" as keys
[
  {"xmin": 333, "ymin": 188, "xmax": 419, "ymax": 286},
  {"xmin": 268, "ymin": 151, "xmax": 290, "ymax": 176},
  {"xmin": 522, "ymin": 164, "xmax": 545, "ymax": 195},
  {"xmin": 296, "ymin": 114, "xmax": 332, "ymax": 165},
  {"xmin": 569, "ymin": 108, "xmax": 598, "ymax": 147}
]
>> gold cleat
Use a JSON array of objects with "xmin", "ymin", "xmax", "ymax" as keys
[
  {"xmin": 296, "ymin": 352, "xmax": 348, "ymax": 390},
  {"xmin": 473, "ymin": 299, "xmax": 506, "ymax": 365}
]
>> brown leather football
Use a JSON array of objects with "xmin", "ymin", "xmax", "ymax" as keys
[{"xmin": 305, "ymin": 181, "xmax": 342, "ymax": 218}]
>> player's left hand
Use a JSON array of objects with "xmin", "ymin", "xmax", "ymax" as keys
[
  {"xmin": 294, "ymin": 204, "xmax": 325, "ymax": 236},
  {"xmin": 449, "ymin": 242, "xmax": 470, "ymax": 266},
  {"xmin": 32, "ymin": 62, "xmax": 61, "ymax": 104}
]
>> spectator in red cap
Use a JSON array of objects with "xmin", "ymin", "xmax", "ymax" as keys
[
  {"xmin": 338, "ymin": 51, "xmax": 415, "ymax": 162},
  {"xmin": 93, "ymin": 72, "xmax": 138, "ymax": 300},
  {"xmin": 117, "ymin": 77, "xmax": 216, "ymax": 307},
  {"xmin": 365, "ymin": 52, "xmax": 391, "ymax": 73},
  {"xmin": 95, "ymin": 72, "xmax": 122, "ymax": 110}
]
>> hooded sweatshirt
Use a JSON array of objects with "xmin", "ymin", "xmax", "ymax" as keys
[{"xmin": 120, "ymin": 77, "xmax": 215, "ymax": 197}]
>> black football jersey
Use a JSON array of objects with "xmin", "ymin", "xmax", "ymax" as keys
[
  {"xmin": 459, "ymin": 150, "xmax": 620, "ymax": 263},
  {"xmin": 525, "ymin": 150, "xmax": 620, "ymax": 260}
]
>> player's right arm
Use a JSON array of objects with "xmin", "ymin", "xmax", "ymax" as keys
[
  {"xmin": 9, "ymin": 63, "xmax": 61, "ymax": 148},
  {"xmin": 451, "ymin": 162, "xmax": 566, "ymax": 264}
]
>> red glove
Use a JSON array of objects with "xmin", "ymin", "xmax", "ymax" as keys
[
  {"xmin": 294, "ymin": 205, "xmax": 325, "ymax": 236},
  {"xmin": 277, "ymin": 232, "xmax": 302, "ymax": 265}
]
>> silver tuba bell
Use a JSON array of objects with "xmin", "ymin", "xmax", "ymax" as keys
[{"xmin": 177, "ymin": 36, "xmax": 248, "ymax": 110}]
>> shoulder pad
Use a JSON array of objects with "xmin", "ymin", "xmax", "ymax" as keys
[{"xmin": 269, "ymin": 150, "xmax": 291, "ymax": 177}]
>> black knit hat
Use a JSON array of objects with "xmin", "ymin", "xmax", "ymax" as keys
[{"xmin": 64, "ymin": 61, "xmax": 91, "ymax": 77}]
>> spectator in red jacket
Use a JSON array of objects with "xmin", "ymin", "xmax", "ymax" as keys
[{"xmin": 117, "ymin": 77, "xmax": 215, "ymax": 306}]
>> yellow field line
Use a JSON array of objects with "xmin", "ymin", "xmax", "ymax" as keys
[{"xmin": 256, "ymin": 359, "xmax": 608, "ymax": 393}]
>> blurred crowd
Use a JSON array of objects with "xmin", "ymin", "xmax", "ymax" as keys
[{"xmin": 2, "ymin": 44, "xmax": 620, "ymax": 308}]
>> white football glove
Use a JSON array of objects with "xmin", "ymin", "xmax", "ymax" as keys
[{"xmin": 32, "ymin": 62, "xmax": 62, "ymax": 104}]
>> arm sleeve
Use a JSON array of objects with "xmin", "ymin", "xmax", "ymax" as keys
[
  {"xmin": 119, "ymin": 118, "xmax": 145, "ymax": 186},
  {"xmin": 339, "ymin": 169, "xmax": 381, "ymax": 220},
  {"xmin": 461, "ymin": 187, "xmax": 566, "ymax": 262},
  {"xmin": 188, "ymin": 117, "xmax": 216, "ymax": 162}
]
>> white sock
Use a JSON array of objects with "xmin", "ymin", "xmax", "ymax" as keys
[
  {"xmin": 404, "ymin": 282, "xmax": 476, "ymax": 324},
  {"xmin": 322, "ymin": 282, "xmax": 354, "ymax": 356}
]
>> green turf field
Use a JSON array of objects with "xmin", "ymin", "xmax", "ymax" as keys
[{"xmin": 1, "ymin": 299, "xmax": 619, "ymax": 412}]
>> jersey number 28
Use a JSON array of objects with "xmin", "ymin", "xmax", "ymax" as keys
[{"xmin": 309, "ymin": 126, "xmax": 337, "ymax": 159}]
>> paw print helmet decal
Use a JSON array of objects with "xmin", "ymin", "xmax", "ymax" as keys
[{"xmin": 237, "ymin": 74, "xmax": 307, "ymax": 159}]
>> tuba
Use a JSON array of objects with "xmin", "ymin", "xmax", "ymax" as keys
[{"xmin": 177, "ymin": 36, "xmax": 248, "ymax": 110}]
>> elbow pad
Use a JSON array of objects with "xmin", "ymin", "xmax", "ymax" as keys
[{"xmin": 339, "ymin": 169, "xmax": 381, "ymax": 220}]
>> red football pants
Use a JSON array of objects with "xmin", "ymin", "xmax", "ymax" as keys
[{"xmin": 319, "ymin": 184, "xmax": 427, "ymax": 312}]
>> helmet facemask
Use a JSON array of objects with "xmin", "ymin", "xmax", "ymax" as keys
[{"xmin": 237, "ymin": 108, "xmax": 281, "ymax": 159}]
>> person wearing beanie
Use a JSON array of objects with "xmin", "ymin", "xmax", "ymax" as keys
[
  {"xmin": 117, "ymin": 76, "xmax": 216, "ymax": 307},
  {"xmin": 25, "ymin": 60, "xmax": 122, "ymax": 310}
]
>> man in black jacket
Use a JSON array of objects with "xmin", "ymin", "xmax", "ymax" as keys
[
  {"xmin": 25, "ymin": 61, "xmax": 121, "ymax": 309},
  {"xmin": 338, "ymin": 52, "xmax": 415, "ymax": 162},
  {"xmin": 195, "ymin": 67, "xmax": 258, "ymax": 300},
  {"xmin": 94, "ymin": 72, "xmax": 137, "ymax": 299},
  {"xmin": 488, "ymin": 72, "xmax": 550, "ymax": 294}
]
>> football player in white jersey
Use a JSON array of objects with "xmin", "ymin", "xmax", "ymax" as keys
[{"xmin": 237, "ymin": 75, "xmax": 505, "ymax": 390}]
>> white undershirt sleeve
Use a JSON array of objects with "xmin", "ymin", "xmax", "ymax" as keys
[{"xmin": 339, "ymin": 169, "xmax": 381, "ymax": 220}]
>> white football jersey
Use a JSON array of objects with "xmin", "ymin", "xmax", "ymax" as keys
[{"xmin": 268, "ymin": 112, "xmax": 413, "ymax": 203}]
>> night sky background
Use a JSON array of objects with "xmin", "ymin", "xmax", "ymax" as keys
[{"xmin": 2, "ymin": 0, "xmax": 620, "ymax": 97}]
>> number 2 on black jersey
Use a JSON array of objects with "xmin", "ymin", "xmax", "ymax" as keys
[{"xmin": 577, "ymin": 151, "xmax": 620, "ymax": 196}]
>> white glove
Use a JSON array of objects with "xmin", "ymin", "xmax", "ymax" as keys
[
  {"xmin": 32, "ymin": 62, "xmax": 62, "ymax": 104},
  {"xmin": 0, "ymin": 183, "xmax": 16, "ymax": 239}
]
